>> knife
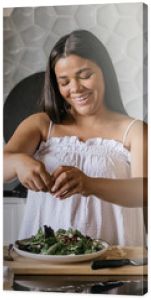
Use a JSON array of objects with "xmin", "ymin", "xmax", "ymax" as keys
[{"xmin": 91, "ymin": 257, "xmax": 148, "ymax": 270}]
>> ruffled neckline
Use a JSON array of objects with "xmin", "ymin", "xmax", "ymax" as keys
[{"xmin": 38, "ymin": 135, "xmax": 130, "ymax": 154}]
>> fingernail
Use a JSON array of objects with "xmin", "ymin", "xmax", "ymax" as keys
[
  {"xmin": 51, "ymin": 185, "xmax": 56, "ymax": 192},
  {"xmin": 55, "ymin": 194, "xmax": 59, "ymax": 198}
]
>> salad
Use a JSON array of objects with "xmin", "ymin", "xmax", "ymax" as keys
[{"xmin": 16, "ymin": 226, "xmax": 105, "ymax": 256}]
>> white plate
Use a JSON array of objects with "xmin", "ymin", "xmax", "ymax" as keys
[{"xmin": 13, "ymin": 240, "xmax": 109, "ymax": 263}]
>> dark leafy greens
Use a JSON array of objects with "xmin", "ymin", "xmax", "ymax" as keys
[{"xmin": 16, "ymin": 226, "xmax": 105, "ymax": 255}]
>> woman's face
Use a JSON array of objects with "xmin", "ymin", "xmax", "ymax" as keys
[{"xmin": 55, "ymin": 55, "xmax": 105, "ymax": 116}]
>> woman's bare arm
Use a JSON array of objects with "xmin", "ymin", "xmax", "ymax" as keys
[
  {"xmin": 4, "ymin": 114, "xmax": 41, "ymax": 181},
  {"xmin": 87, "ymin": 177, "xmax": 147, "ymax": 207},
  {"xmin": 4, "ymin": 113, "xmax": 54, "ymax": 191}
]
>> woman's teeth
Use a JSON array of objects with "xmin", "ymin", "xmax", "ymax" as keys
[{"xmin": 76, "ymin": 94, "xmax": 89, "ymax": 102}]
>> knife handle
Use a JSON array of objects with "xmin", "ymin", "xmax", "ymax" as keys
[{"xmin": 91, "ymin": 259, "xmax": 130, "ymax": 269}]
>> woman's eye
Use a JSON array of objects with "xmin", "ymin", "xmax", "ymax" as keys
[
  {"xmin": 59, "ymin": 81, "xmax": 69, "ymax": 87},
  {"xmin": 79, "ymin": 72, "xmax": 93, "ymax": 79}
]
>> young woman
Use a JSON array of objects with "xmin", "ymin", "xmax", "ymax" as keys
[{"xmin": 4, "ymin": 30, "xmax": 147, "ymax": 245}]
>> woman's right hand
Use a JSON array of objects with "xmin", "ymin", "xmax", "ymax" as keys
[{"xmin": 15, "ymin": 153, "xmax": 54, "ymax": 192}]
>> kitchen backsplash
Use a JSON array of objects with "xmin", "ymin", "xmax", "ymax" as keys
[{"xmin": 3, "ymin": 3, "xmax": 148, "ymax": 120}]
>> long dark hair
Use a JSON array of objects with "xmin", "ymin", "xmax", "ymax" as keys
[{"xmin": 40, "ymin": 30, "xmax": 127, "ymax": 123}]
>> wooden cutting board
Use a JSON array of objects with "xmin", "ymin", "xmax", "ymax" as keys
[{"xmin": 4, "ymin": 246, "xmax": 147, "ymax": 276}]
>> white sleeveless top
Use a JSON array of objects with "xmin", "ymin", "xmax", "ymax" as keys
[{"xmin": 19, "ymin": 119, "xmax": 146, "ymax": 246}]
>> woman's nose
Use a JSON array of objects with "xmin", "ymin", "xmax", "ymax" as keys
[{"xmin": 70, "ymin": 79, "xmax": 82, "ymax": 93}]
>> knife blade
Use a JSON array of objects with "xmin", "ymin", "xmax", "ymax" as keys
[{"xmin": 91, "ymin": 257, "xmax": 148, "ymax": 270}]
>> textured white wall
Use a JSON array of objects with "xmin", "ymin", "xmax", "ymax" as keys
[{"xmin": 3, "ymin": 3, "xmax": 148, "ymax": 120}]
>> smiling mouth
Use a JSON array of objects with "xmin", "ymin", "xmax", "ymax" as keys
[{"xmin": 73, "ymin": 93, "xmax": 91, "ymax": 104}]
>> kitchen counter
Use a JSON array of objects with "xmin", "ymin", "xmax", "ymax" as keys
[{"xmin": 3, "ymin": 245, "xmax": 148, "ymax": 294}]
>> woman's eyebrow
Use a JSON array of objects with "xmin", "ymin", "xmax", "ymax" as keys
[
  {"xmin": 57, "ymin": 75, "xmax": 68, "ymax": 79},
  {"xmin": 57, "ymin": 68, "xmax": 92, "ymax": 79}
]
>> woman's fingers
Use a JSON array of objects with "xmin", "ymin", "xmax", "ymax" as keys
[
  {"xmin": 52, "ymin": 166, "xmax": 72, "ymax": 180},
  {"xmin": 40, "ymin": 171, "xmax": 55, "ymax": 192},
  {"xmin": 25, "ymin": 180, "xmax": 40, "ymax": 192},
  {"xmin": 32, "ymin": 174, "xmax": 48, "ymax": 192},
  {"xmin": 33, "ymin": 161, "xmax": 54, "ymax": 191},
  {"xmin": 58, "ymin": 185, "xmax": 79, "ymax": 199},
  {"xmin": 51, "ymin": 165, "xmax": 89, "ymax": 198},
  {"xmin": 51, "ymin": 170, "xmax": 72, "ymax": 192},
  {"xmin": 15, "ymin": 155, "xmax": 54, "ymax": 192},
  {"xmin": 54, "ymin": 179, "xmax": 77, "ymax": 198},
  {"xmin": 23, "ymin": 170, "xmax": 54, "ymax": 192}
]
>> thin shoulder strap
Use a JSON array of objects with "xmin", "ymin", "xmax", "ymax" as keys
[
  {"xmin": 47, "ymin": 121, "xmax": 53, "ymax": 141},
  {"xmin": 122, "ymin": 119, "xmax": 138, "ymax": 147}
]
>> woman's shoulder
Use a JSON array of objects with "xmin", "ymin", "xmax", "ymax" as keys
[
  {"xmin": 111, "ymin": 112, "xmax": 147, "ymax": 148},
  {"xmin": 119, "ymin": 115, "xmax": 147, "ymax": 149},
  {"xmin": 121, "ymin": 116, "xmax": 147, "ymax": 135},
  {"xmin": 24, "ymin": 112, "xmax": 51, "ymax": 140},
  {"xmin": 113, "ymin": 112, "xmax": 146, "ymax": 130},
  {"xmin": 26, "ymin": 112, "xmax": 50, "ymax": 122},
  {"xmin": 127, "ymin": 118, "xmax": 147, "ymax": 142}
]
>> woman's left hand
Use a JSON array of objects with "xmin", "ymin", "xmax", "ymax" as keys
[{"xmin": 51, "ymin": 166, "xmax": 90, "ymax": 199}]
